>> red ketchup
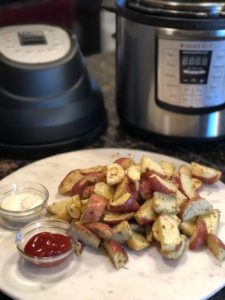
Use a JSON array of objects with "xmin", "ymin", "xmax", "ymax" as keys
[{"xmin": 24, "ymin": 232, "xmax": 72, "ymax": 266}]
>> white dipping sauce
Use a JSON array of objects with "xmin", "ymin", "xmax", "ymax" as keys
[{"xmin": 1, "ymin": 192, "xmax": 43, "ymax": 211}]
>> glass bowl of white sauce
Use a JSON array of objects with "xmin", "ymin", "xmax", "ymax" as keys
[{"xmin": 0, "ymin": 182, "xmax": 49, "ymax": 229}]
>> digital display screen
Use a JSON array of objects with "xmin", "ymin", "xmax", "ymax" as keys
[
  {"xmin": 180, "ymin": 50, "xmax": 212, "ymax": 84},
  {"xmin": 18, "ymin": 31, "xmax": 47, "ymax": 46}
]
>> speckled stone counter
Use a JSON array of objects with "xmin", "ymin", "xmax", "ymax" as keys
[{"xmin": 0, "ymin": 52, "xmax": 224, "ymax": 300}]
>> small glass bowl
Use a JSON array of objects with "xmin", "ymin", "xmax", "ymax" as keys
[
  {"xmin": 0, "ymin": 182, "xmax": 49, "ymax": 229},
  {"xmin": 15, "ymin": 219, "xmax": 76, "ymax": 268}
]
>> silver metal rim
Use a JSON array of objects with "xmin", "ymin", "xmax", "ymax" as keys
[{"xmin": 128, "ymin": 0, "xmax": 225, "ymax": 17}]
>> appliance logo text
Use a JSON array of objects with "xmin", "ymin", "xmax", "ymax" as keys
[{"xmin": 180, "ymin": 42, "xmax": 212, "ymax": 50}]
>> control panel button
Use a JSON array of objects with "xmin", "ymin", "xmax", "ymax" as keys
[
  {"xmin": 181, "ymin": 86, "xmax": 193, "ymax": 95},
  {"xmin": 181, "ymin": 94, "xmax": 192, "ymax": 103}
]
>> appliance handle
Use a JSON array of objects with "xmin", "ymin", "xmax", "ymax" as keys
[{"xmin": 101, "ymin": 0, "xmax": 117, "ymax": 13}]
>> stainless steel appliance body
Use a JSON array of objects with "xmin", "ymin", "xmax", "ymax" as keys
[{"xmin": 103, "ymin": 0, "xmax": 225, "ymax": 142}]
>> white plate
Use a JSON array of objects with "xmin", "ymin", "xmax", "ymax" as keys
[{"xmin": 0, "ymin": 148, "xmax": 224, "ymax": 300}]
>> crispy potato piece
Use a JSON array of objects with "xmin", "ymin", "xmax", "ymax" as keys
[
  {"xmin": 80, "ymin": 166, "xmax": 106, "ymax": 175},
  {"xmin": 199, "ymin": 209, "xmax": 221, "ymax": 234},
  {"xmin": 152, "ymin": 192, "xmax": 179, "ymax": 215},
  {"xmin": 140, "ymin": 156, "xmax": 166, "ymax": 178},
  {"xmin": 160, "ymin": 160, "xmax": 175, "ymax": 179},
  {"xmin": 80, "ymin": 194, "xmax": 107, "ymax": 224},
  {"xmin": 135, "ymin": 199, "xmax": 157, "ymax": 226},
  {"xmin": 67, "ymin": 200, "xmax": 82, "ymax": 220},
  {"xmin": 206, "ymin": 234, "xmax": 225, "ymax": 260},
  {"xmin": 103, "ymin": 212, "xmax": 134, "ymax": 225},
  {"xmin": 179, "ymin": 198, "xmax": 213, "ymax": 221},
  {"xmin": 113, "ymin": 157, "xmax": 135, "ymax": 169},
  {"xmin": 126, "ymin": 231, "xmax": 150, "ymax": 251},
  {"xmin": 71, "ymin": 221, "xmax": 101, "ymax": 249},
  {"xmin": 103, "ymin": 239, "xmax": 129, "ymax": 269},
  {"xmin": 94, "ymin": 182, "xmax": 114, "ymax": 201},
  {"xmin": 191, "ymin": 178, "xmax": 202, "ymax": 191},
  {"xmin": 156, "ymin": 214, "xmax": 182, "ymax": 252},
  {"xmin": 191, "ymin": 162, "xmax": 221, "ymax": 184},
  {"xmin": 189, "ymin": 218, "xmax": 208, "ymax": 250},
  {"xmin": 180, "ymin": 218, "xmax": 196, "ymax": 237},
  {"xmin": 152, "ymin": 219, "xmax": 161, "ymax": 242},
  {"xmin": 161, "ymin": 235, "xmax": 187, "ymax": 260},
  {"xmin": 106, "ymin": 163, "xmax": 125, "ymax": 186},
  {"xmin": 58, "ymin": 170, "xmax": 84, "ymax": 195},
  {"xmin": 145, "ymin": 225, "xmax": 153, "ymax": 243},
  {"xmin": 179, "ymin": 172, "xmax": 197, "ymax": 200},
  {"xmin": 176, "ymin": 189, "xmax": 187, "ymax": 208},
  {"xmin": 47, "ymin": 196, "xmax": 80, "ymax": 222},
  {"xmin": 86, "ymin": 222, "xmax": 113, "ymax": 240},
  {"xmin": 148, "ymin": 174, "xmax": 177, "ymax": 194},
  {"xmin": 112, "ymin": 221, "xmax": 133, "ymax": 243},
  {"xmin": 109, "ymin": 192, "xmax": 140, "ymax": 213},
  {"xmin": 127, "ymin": 164, "xmax": 141, "ymax": 182}
]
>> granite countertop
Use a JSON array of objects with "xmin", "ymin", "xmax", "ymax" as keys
[{"xmin": 0, "ymin": 52, "xmax": 224, "ymax": 300}]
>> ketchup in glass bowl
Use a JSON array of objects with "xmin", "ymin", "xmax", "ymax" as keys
[{"xmin": 16, "ymin": 219, "xmax": 76, "ymax": 267}]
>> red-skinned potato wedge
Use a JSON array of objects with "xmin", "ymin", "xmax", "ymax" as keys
[
  {"xmin": 135, "ymin": 199, "xmax": 157, "ymax": 226},
  {"xmin": 139, "ymin": 175, "xmax": 153, "ymax": 200},
  {"xmin": 70, "ymin": 171, "xmax": 106, "ymax": 197},
  {"xmin": 109, "ymin": 192, "xmax": 140, "ymax": 213},
  {"xmin": 176, "ymin": 189, "xmax": 187, "ymax": 208},
  {"xmin": 84, "ymin": 171, "xmax": 106, "ymax": 183},
  {"xmin": 179, "ymin": 172, "xmax": 197, "ymax": 200},
  {"xmin": 179, "ymin": 198, "xmax": 213, "ymax": 221},
  {"xmin": 80, "ymin": 165, "xmax": 106, "ymax": 175},
  {"xmin": 191, "ymin": 178, "xmax": 202, "ymax": 191},
  {"xmin": 148, "ymin": 174, "xmax": 177, "ymax": 195},
  {"xmin": 114, "ymin": 177, "xmax": 139, "ymax": 203},
  {"xmin": 126, "ymin": 231, "xmax": 150, "ymax": 251},
  {"xmin": 80, "ymin": 194, "xmax": 107, "ymax": 224},
  {"xmin": 71, "ymin": 221, "xmax": 101, "ymax": 249},
  {"xmin": 180, "ymin": 218, "xmax": 196, "ymax": 237},
  {"xmin": 206, "ymin": 234, "xmax": 225, "ymax": 261},
  {"xmin": 86, "ymin": 222, "xmax": 113, "ymax": 240},
  {"xmin": 191, "ymin": 162, "xmax": 221, "ymax": 184},
  {"xmin": 70, "ymin": 177, "xmax": 89, "ymax": 197},
  {"xmin": 82, "ymin": 185, "xmax": 95, "ymax": 199},
  {"xmin": 127, "ymin": 164, "xmax": 141, "ymax": 182},
  {"xmin": 161, "ymin": 235, "xmax": 187, "ymax": 260},
  {"xmin": 112, "ymin": 220, "xmax": 133, "ymax": 243},
  {"xmin": 103, "ymin": 212, "xmax": 134, "ymax": 225},
  {"xmin": 58, "ymin": 170, "xmax": 84, "ymax": 195},
  {"xmin": 159, "ymin": 160, "xmax": 175, "ymax": 179},
  {"xmin": 199, "ymin": 209, "xmax": 221, "ymax": 235},
  {"xmin": 106, "ymin": 163, "xmax": 125, "ymax": 186},
  {"xmin": 173, "ymin": 164, "xmax": 191, "ymax": 180},
  {"xmin": 145, "ymin": 225, "xmax": 153, "ymax": 243},
  {"xmin": 140, "ymin": 156, "xmax": 166, "ymax": 178},
  {"xmin": 189, "ymin": 218, "xmax": 208, "ymax": 250},
  {"xmin": 94, "ymin": 182, "xmax": 114, "ymax": 201},
  {"xmin": 113, "ymin": 157, "xmax": 135, "ymax": 169},
  {"xmin": 103, "ymin": 239, "xmax": 129, "ymax": 269}
]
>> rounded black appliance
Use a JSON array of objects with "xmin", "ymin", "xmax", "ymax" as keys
[{"xmin": 0, "ymin": 24, "xmax": 106, "ymax": 156}]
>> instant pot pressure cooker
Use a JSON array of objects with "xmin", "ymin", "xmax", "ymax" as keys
[
  {"xmin": 0, "ymin": 24, "xmax": 106, "ymax": 155},
  {"xmin": 103, "ymin": 0, "xmax": 225, "ymax": 142}
]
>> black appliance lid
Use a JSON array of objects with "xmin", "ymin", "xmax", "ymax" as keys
[{"xmin": 127, "ymin": 0, "xmax": 225, "ymax": 18}]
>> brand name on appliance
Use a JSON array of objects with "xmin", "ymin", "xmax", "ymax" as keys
[{"xmin": 180, "ymin": 42, "xmax": 212, "ymax": 50}]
